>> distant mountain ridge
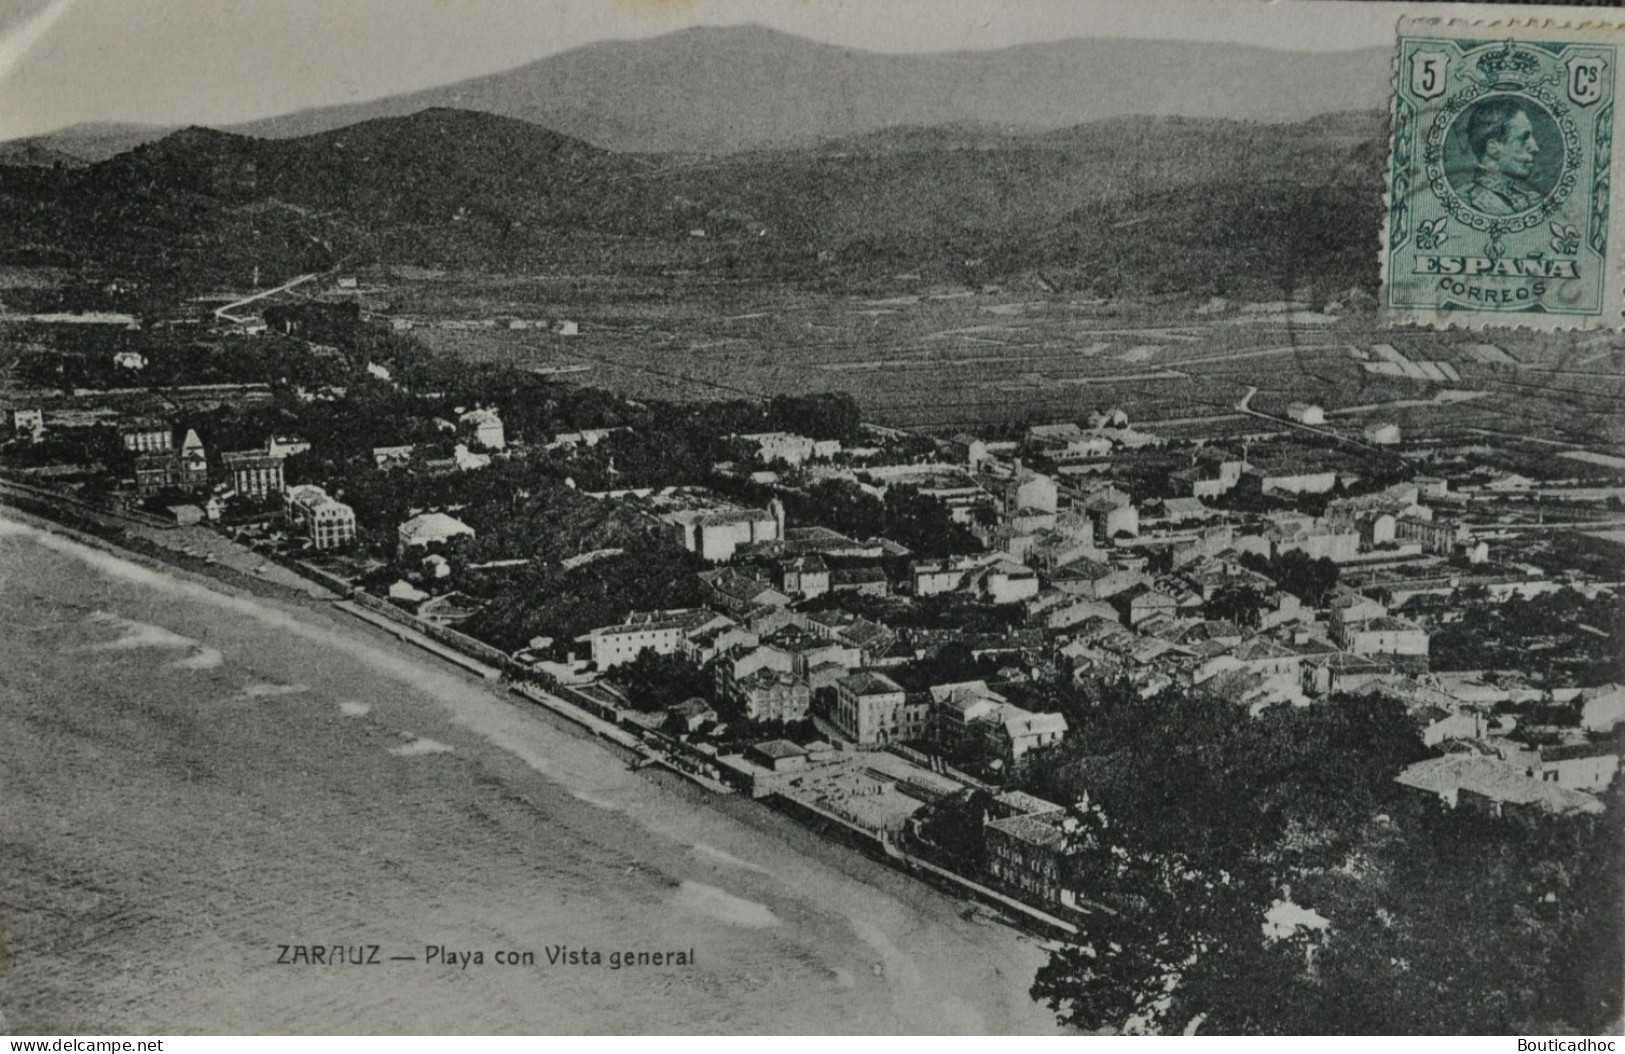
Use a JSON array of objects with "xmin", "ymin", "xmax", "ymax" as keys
[
  {"xmin": 3, "ymin": 124, "xmax": 163, "ymax": 165},
  {"xmin": 8, "ymin": 25, "xmax": 1391, "ymax": 160}
]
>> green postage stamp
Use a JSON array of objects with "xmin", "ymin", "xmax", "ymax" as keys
[{"xmin": 1384, "ymin": 19, "xmax": 1625, "ymax": 329}]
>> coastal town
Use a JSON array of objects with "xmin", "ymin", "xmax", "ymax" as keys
[
  {"xmin": 5, "ymin": 9, "xmax": 1625, "ymax": 1025},
  {"xmin": 3, "ymin": 275, "xmax": 1622, "ymax": 1024}
]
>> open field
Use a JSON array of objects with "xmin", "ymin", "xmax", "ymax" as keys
[{"xmin": 392, "ymin": 274, "xmax": 1625, "ymax": 449}]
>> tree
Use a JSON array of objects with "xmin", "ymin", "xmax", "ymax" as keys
[
  {"xmin": 1205, "ymin": 585, "xmax": 1265, "ymax": 628},
  {"xmin": 767, "ymin": 392, "xmax": 861, "ymax": 441},
  {"xmin": 1293, "ymin": 789, "xmax": 1624, "ymax": 1034},
  {"xmin": 608, "ymin": 650, "xmax": 712, "ymax": 713},
  {"xmin": 1240, "ymin": 550, "xmax": 1338, "ymax": 607},
  {"xmin": 882, "ymin": 484, "xmax": 981, "ymax": 558},
  {"xmin": 1029, "ymin": 673, "xmax": 1617, "ymax": 1034},
  {"xmin": 911, "ymin": 789, "xmax": 995, "ymax": 872},
  {"xmin": 1029, "ymin": 800, "xmax": 1286, "ymax": 1034}
]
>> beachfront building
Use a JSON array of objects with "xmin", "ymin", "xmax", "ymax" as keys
[
  {"xmin": 221, "ymin": 450, "xmax": 286, "ymax": 500},
  {"xmin": 121, "ymin": 422, "xmax": 173, "ymax": 453},
  {"xmin": 584, "ymin": 608, "xmax": 731, "ymax": 670},
  {"xmin": 833, "ymin": 670, "xmax": 922, "ymax": 747},
  {"xmin": 134, "ymin": 454, "xmax": 183, "ymax": 496},
  {"xmin": 928, "ymin": 681, "xmax": 1068, "ymax": 770},
  {"xmin": 132, "ymin": 429, "xmax": 209, "ymax": 496},
  {"xmin": 984, "ymin": 807, "xmax": 1078, "ymax": 909},
  {"xmin": 305, "ymin": 497, "xmax": 358, "ymax": 550},
  {"xmin": 283, "ymin": 484, "xmax": 358, "ymax": 550},
  {"xmin": 730, "ymin": 668, "xmax": 813, "ymax": 723}
]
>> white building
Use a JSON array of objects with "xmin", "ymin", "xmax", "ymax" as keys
[
  {"xmin": 121, "ymin": 424, "xmax": 172, "ymax": 453},
  {"xmin": 551, "ymin": 427, "xmax": 624, "ymax": 448},
  {"xmin": 1580, "ymin": 685, "xmax": 1625, "ymax": 733},
  {"xmin": 584, "ymin": 608, "xmax": 731, "ymax": 669},
  {"xmin": 1339, "ymin": 616, "xmax": 1429, "ymax": 658},
  {"xmin": 397, "ymin": 512, "xmax": 474, "ymax": 557},
  {"xmin": 983, "ymin": 710, "xmax": 1069, "ymax": 769},
  {"xmin": 911, "ymin": 556, "xmax": 984, "ymax": 597},
  {"xmin": 739, "ymin": 431, "xmax": 838, "ymax": 466},
  {"xmin": 1005, "ymin": 471, "xmax": 1059, "ymax": 516},
  {"xmin": 833, "ymin": 670, "xmax": 921, "ymax": 747},
  {"xmin": 979, "ymin": 561, "xmax": 1040, "ymax": 605},
  {"xmin": 1364, "ymin": 423, "xmax": 1402, "ymax": 445},
  {"xmin": 458, "ymin": 408, "xmax": 506, "ymax": 451},
  {"xmin": 1084, "ymin": 492, "xmax": 1138, "ymax": 543},
  {"xmin": 9, "ymin": 408, "xmax": 44, "ymax": 438},
  {"xmin": 267, "ymin": 436, "xmax": 312, "ymax": 459},
  {"xmin": 453, "ymin": 444, "xmax": 491, "ymax": 471},
  {"xmin": 221, "ymin": 451, "xmax": 286, "ymax": 500},
  {"xmin": 664, "ymin": 507, "xmax": 780, "ymax": 563},
  {"xmin": 929, "ymin": 681, "xmax": 1009, "ymax": 749},
  {"xmin": 1287, "ymin": 402, "xmax": 1327, "ymax": 426},
  {"xmin": 284, "ymin": 485, "xmax": 358, "ymax": 550}
]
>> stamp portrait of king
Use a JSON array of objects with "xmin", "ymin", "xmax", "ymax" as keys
[{"xmin": 1455, "ymin": 96, "xmax": 1553, "ymax": 216}]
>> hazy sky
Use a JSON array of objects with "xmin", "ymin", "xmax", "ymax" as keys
[{"xmin": 0, "ymin": 0, "xmax": 1572, "ymax": 140}]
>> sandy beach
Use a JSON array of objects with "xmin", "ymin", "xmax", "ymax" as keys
[{"xmin": 0, "ymin": 512, "xmax": 1062, "ymax": 1034}]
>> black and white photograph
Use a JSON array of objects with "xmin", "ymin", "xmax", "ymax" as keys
[{"xmin": 0, "ymin": 0, "xmax": 1621, "ymax": 1039}]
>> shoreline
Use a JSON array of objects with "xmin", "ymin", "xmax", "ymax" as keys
[
  {"xmin": 0, "ymin": 500, "xmax": 1066, "ymax": 1033},
  {"xmin": 0, "ymin": 491, "xmax": 1073, "ymax": 974}
]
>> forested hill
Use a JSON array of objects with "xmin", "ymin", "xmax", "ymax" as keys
[{"xmin": 0, "ymin": 106, "xmax": 1386, "ymax": 306}]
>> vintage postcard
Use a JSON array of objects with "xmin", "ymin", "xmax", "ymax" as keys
[
  {"xmin": 0, "ymin": 0, "xmax": 1622, "ymax": 1042},
  {"xmin": 1384, "ymin": 19, "xmax": 1625, "ymax": 328}
]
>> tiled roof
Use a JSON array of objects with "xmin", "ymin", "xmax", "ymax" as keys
[
  {"xmin": 1001, "ymin": 710, "xmax": 1068, "ymax": 738},
  {"xmin": 994, "ymin": 791, "xmax": 1065, "ymax": 816},
  {"xmin": 1396, "ymin": 756, "xmax": 1605, "ymax": 814},
  {"xmin": 986, "ymin": 811, "xmax": 1072, "ymax": 849},
  {"xmin": 751, "ymin": 739, "xmax": 808, "ymax": 759},
  {"xmin": 838, "ymin": 670, "xmax": 904, "ymax": 696},
  {"xmin": 1230, "ymin": 637, "xmax": 1298, "ymax": 661}
]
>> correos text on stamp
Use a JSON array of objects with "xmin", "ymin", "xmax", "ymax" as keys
[{"xmin": 1384, "ymin": 18, "xmax": 1625, "ymax": 329}]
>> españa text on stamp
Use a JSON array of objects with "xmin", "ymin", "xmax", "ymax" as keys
[{"xmin": 1384, "ymin": 19, "xmax": 1625, "ymax": 329}]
